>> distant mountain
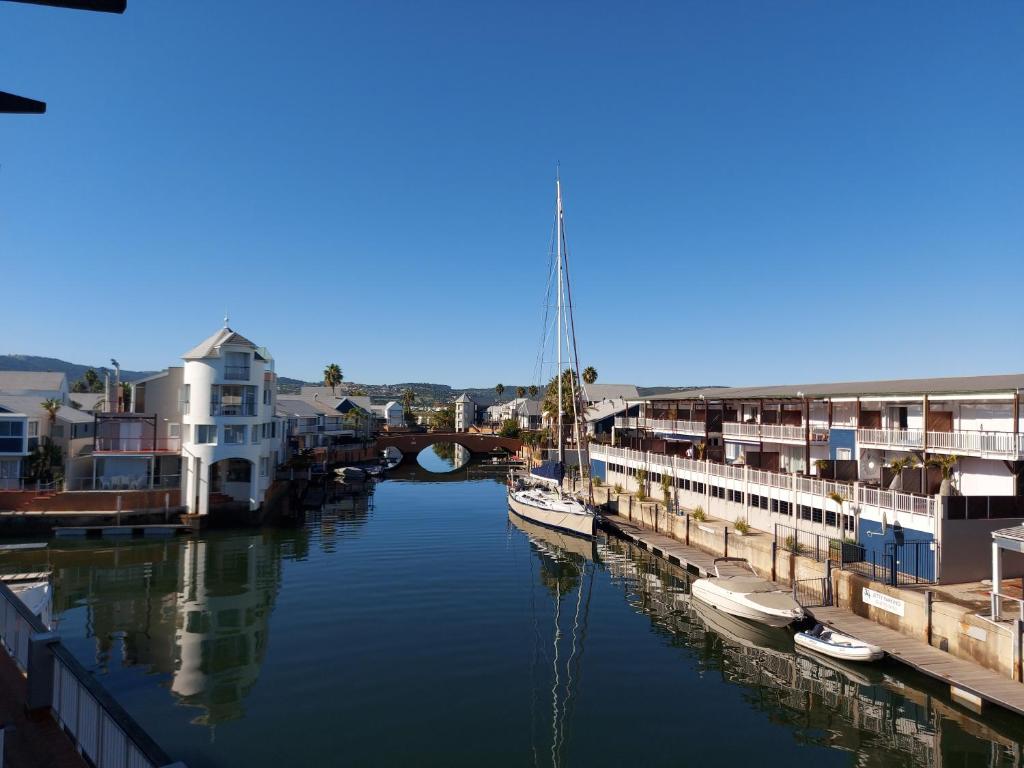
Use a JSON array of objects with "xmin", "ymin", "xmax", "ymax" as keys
[
  {"xmin": 0, "ymin": 355, "xmax": 715, "ymax": 404},
  {"xmin": 0, "ymin": 355, "xmax": 156, "ymax": 385}
]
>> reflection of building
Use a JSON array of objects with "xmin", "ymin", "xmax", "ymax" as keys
[{"xmin": 453, "ymin": 444, "xmax": 470, "ymax": 468}]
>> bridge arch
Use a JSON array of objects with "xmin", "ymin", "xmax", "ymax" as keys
[{"xmin": 375, "ymin": 432, "xmax": 522, "ymax": 465}]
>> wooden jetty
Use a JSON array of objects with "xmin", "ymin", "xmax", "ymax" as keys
[
  {"xmin": 600, "ymin": 513, "xmax": 718, "ymax": 576},
  {"xmin": 810, "ymin": 605, "xmax": 1024, "ymax": 717}
]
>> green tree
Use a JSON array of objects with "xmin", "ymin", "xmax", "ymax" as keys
[
  {"xmin": 498, "ymin": 419, "xmax": 521, "ymax": 438},
  {"xmin": 27, "ymin": 438, "xmax": 63, "ymax": 484},
  {"xmin": 541, "ymin": 369, "xmax": 584, "ymax": 436},
  {"xmin": 402, "ymin": 388, "xmax": 416, "ymax": 410},
  {"xmin": 431, "ymin": 404, "xmax": 456, "ymax": 431},
  {"xmin": 582, "ymin": 366, "xmax": 598, "ymax": 385},
  {"xmin": 926, "ymin": 454, "xmax": 960, "ymax": 496},
  {"xmin": 528, "ymin": 385, "xmax": 538, "ymax": 398},
  {"xmin": 516, "ymin": 386, "xmax": 526, "ymax": 399},
  {"xmin": 494, "ymin": 383, "xmax": 505, "ymax": 399},
  {"xmin": 323, "ymin": 363, "xmax": 343, "ymax": 396},
  {"xmin": 84, "ymin": 368, "xmax": 101, "ymax": 392},
  {"xmin": 40, "ymin": 398, "xmax": 61, "ymax": 428}
]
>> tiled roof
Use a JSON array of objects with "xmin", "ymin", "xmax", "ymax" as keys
[{"xmin": 181, "ymin": 327, "xmax": 261, "ymax": 360}]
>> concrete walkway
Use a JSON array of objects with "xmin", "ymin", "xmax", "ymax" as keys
[
  {"xmin": 600, "ymin": 512, "xmax": 719, "ymax": 576},
  {"xmin": 811, "ymin": 605, "xmax": 1024, "ymax": 718},
  {"xmin": 0, "ymin": 653, "xmax": 85, "ymax": 768}
]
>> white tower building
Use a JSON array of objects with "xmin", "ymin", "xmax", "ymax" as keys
[
  {"xmin": 181, "ymin": 325, "xmax": 279, "ymax": 517},
  {"xmin": 454, "ymin": 393, "xmax": 475, "ymax": 432}
]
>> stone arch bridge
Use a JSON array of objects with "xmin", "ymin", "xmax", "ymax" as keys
[{"xmin": 375, "ymin": 432, "xmax": 522, "ymax": 460}]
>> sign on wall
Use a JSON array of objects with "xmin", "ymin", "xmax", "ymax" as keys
[{"xmin": 862, "ymin": 587, "xmax": 905, "ymax": 617}]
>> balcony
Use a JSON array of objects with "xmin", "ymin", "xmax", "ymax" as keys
[
  {"xmin": 722, "ymin": 422, "xmax": 760, "ymax": 439},
  {"xmin": 720, "ymin": 422, "xmax": 817, "ymax": 442},
  {"xmin": 94, "ymin": 437, "xmax": 181, "ymax": 453},
  {"xmin": 614, "ymin": 417, "xmax": 706, "ymax": 436},
  {"xmin": 223, "ymin": 365, "xmax": 251, "ymax": 381},
  {"xmin": 926, "ymin": 430, "xmax": 1021, "ymax": 459},
  {"xmin": 210, "ymin": 402, "xmax": 257, "ymax": 417},
  {"xmin": 856, "ymin": 428, "xmax": 925, "ymax": 450}
]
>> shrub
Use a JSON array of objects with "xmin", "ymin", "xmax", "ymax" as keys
[
  {"xmin": 692, "ymin": 506, "xmax": 706, "ymax": 522},
  {"xmin": 593, "ymin": 476, "xmax": 603, "ymax": 487},
  {"xmin": 783, "ymin": 535, "xmax": 803, "ymax": 554},
  {"xmin": 734, "ymin": 519, "xmax": 751, "ymax": 535},
  {"xmin": 613, "ymin": 483, "xmax": 623, "ymax": 495}
]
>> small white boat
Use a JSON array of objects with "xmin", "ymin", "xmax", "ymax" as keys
[
  {"xmin": 690, "ymin": 558, "xmax": 804, "ymax": 628},
  {"xmin": 795, "ymin": 624, "xmax": 884, "ymax": 663}
]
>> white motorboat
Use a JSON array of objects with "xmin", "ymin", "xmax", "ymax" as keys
[
  {"xmin": 690, "ymin": 558, "xmax": 804, "ymax": 628},
  {"xmin": 795, "ymin": 624, "xmax": 884, "ymax": 663}
]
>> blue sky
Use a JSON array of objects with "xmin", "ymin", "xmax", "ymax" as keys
[{"xmin": 1, "ymin": 1, "xmax": 1021, "ymax": 388}]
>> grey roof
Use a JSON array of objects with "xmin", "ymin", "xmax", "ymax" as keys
[
  {"xmin": 582, "ymin": 384, "xmax": 639, "ymax": 401},
  {"xmin": 55, "ymin": 405, "xmax": 94, "ymax": 424},
  {"xmin": 182, "ymin": 327, "xmax": 263, "ymax": 360},
  {"xmin": 455, "ymin": 393, "xmax": 474, "ymax": 403},
  {"xmin": 67, "ymin": 392, "xmax": 106, "ymax": 411},
  {"xmin": 585, "ymin": 397, "xmax": 629, "ymax": 422},
  {"xmin": 644, "ymin": 373, "xmax": 1024, "ymax": 402},
  {"xmin": 993, "ymin": 526, "xmax": 1024, "ymax": 543},
  {"xmin": 0, "ymin": 371, "xmax": 67, "ymax": 393},
  {"xmin": 0, "ymin": 395, "xmax": 91, "ymax": 422},
  {"xmin": 275, "ymin": 396, "xmax": 324, "ymax": 418},
  {"xmin": 515, "ymin": 399, "xmax": 542, "ymax": 417}
]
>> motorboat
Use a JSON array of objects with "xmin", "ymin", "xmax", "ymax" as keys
[
  {"xmin": 334, "ymin": 466, "xmax": 367, "ymax": 481},
  {"xmin": 795, "ymin": 624, "xmax": 884, "ymax": 662},
  {"xmin": 686, "ymin": 591, "xmax": 795, "ymax": 653},
  {"xmin": 690, "ymin": 558, "xmax": 804, "ymax": 628}
]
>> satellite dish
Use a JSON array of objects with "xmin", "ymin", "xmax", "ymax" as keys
[{"xmin": 880, "ymin": 511, "xmax": 888, "ymax": 536}]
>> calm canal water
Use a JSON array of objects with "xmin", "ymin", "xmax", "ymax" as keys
[{"xmin": 5, "ymin": 473, "xmax": 1024, "ymax": 766}]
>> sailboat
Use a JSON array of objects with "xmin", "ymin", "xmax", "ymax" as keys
[{"xmin": 508, "ymin": 173, "xmax": 596, "ymax": 538}]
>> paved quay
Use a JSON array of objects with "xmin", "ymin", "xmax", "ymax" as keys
[
  {"xmin": 599, "ymin": 512, "xmax": 718, "ymax": 577},
  {"xmin": 810, "ymin": 605, "xmax": 1024, "ymax": 717},
  {"xmin": 0, "ymin": 652, "xmax": 86, "ymax": 768}
]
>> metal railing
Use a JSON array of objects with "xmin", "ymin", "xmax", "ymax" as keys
[
  {"xmin": 775, "ymin": 523, "xmax": 845, "ymax": 563},
  {"xmin": 223, "ymin": 365, "xmax": 251, "ymax": 380},
  {"xmin": 839, "ymin": 540, "xmax": 936, "ymax": 585},
  {"xmin": 856, "ymin": 428, "xmax": 925, "ymax": 449},
  {"xmin": 94, "ymin": 437, "xmax": 181, "ymax": 453},
  {"xmin": 591, "ymin": 444, "xmax": 935, "ymax": 517},
  {"xmin": 792, "ymin": 576, "xmax": 832, "ymax": 608},
  {"xmin": 67, "ymin": 474, "xmax": 182, "ymax": 492},
  {"xmin": 210, "ymin": 402, "xmax": 256, "ymax": 417},
  {"xmin": 927, "ymin": 429, "xmax": 1019, "ymax": 458}
]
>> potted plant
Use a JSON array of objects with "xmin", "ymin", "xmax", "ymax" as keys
[
  {"xmin": 926, "ymin": 454, "xmax": 960, "ymax": 496},
  {"xmin": 887, "ymin": 456, "xmax": 917, "ymax": 491}
]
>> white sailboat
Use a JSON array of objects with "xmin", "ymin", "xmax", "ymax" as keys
[{"xmin": 508, "ymin": 173, "xmax": 595, "ymax": 538}]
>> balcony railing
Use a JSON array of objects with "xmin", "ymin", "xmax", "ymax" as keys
[
  {"xmin": 926, "ymin": 429, "xmax": 1020, "ymax": 458},
  {"xmin": 856, "ymin": 428, "xmax": 925, "ymax": 449},
  {"xmin": 94, "ymin": 437, "xmax": 181, "ymax": 453},
  {"xmin": 761, "ymin": 424, "xmax": 807, "ymax": 442},
  {"xmin": 223, "ymin": 365, "xmax": 251, "ymax": 381},
  {"xmin": 210, "ymin": 402, "xmax": 257, "ymax": 417},
  {"xmin": 722, "ymin": 422, "xmax": 760, "ymax": 439},
  {"xmin": 614, "ymin": 416, "xmax": 706, "ymax": 435},
  {"xmin": 590, "ymin": 443, "xmax": 936, "ymax": 518}
]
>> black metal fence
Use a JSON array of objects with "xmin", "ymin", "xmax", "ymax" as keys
[
  {"xmin": 774, "ymin": 523, "xmax": 846, "ymax": 563},
  {"xmin": 792, "ymin": 576, "xmax": 832, "ymax": 608},
  {"xmin": 839, "ymin": 540, "xmax": 935, "ymax": 586}
]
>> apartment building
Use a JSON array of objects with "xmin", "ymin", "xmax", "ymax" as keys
[{"xmin": 596, "ymin": 374, "xmax": 1024, "ymax": 583}]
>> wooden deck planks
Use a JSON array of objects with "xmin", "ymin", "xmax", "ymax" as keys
[
  {"xmin": 810, "ymin": 605, "xmax": 1024, "ymax": 717},
  {"xmin": 600, "ymin": 513, "xmax": 718, "ymax": 576}
]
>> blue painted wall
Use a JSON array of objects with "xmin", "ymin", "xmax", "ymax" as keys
[
  {"xmin": 856, "ymin": 518, "xmax": 935, "ymax": 581},
  {"xmin": 829, "ymin": 428, "xmax": 856, "ymax": 460},
  {"xmin": 590, "ymin": 459, "xmax": 606, "ymax": 481}
]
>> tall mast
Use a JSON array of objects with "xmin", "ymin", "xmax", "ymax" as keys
[{"xmin": 556, "ymin": 174, "xmax": 564, "ymax": 466}]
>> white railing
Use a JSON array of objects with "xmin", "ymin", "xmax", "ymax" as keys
[
  {"xmin": 614, "ymin": 417, "xmax": 641, "ymax": 429},
  {"xmin": 592, "ymin": 443, "xmax": 932, "ymax": 517},
  {"xmin": 647, "ymin": 418, "xmax": 706, "ymax": 435},
  {"xmin": 722, "ymin": 422, "xmax": 760, "ymax": 438},
  {"xmin": 0, "ymin": 583, "xmax": 33, "ymax": 671},
  {"xmin": 856, "ymin": 428, "xmax": 925, "ymax": 449},
  {"xmin": 761, "ymin": 424, "xmax": 806, "ymax": 441},
  {"xmin": 926, "ymin": 430, "xmax": 1019, "ymax": 458}
]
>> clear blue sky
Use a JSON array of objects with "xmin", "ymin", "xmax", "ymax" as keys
[{"xmin": 1, "ymin": 1, "xmax": 1021, "ymax": 388}]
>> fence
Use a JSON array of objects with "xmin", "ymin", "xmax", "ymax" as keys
[
  {"xmin": 839, "ymin": 540, "xmax": 936, "ymax": 586},
  {"xmin": 774, "ymin": 523, "xmax": 845, "ymax": 564},
  {"xmin": 945, "ymin": 495, "xmax": 1024, "ymax": 520},
  {"xmin": 793, "ymin": 576, "xmax": 832, "ymax": 608},
  {"xmin": 0, "ymin": 583, "xmax": 181, "ymax": 768}
]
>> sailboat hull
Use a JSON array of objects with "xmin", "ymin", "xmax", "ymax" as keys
[{"xmin": 508, "ymin": 494, "xmax": 595, "ymax": 538}]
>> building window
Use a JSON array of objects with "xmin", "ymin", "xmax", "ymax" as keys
[
  {"xmin": 260, "ymin": 457, "xmax": 269, "ymax": 477},
  {"xmin": 28, "ymin": 421, "xmax": 38, "ymax": 437},
  {"xmin": 263, "ymin": 387, "xmax": 271, "ymax": 406},
  {"xmin": 252, "ymin": 425, "xmax": 260, "ymax": 444},
  {"xmin": 51, "ymin": 424, "xmax": 65, "ymax": 438},
  {"xmin": 224, "ymin": 351, "xmax": 251, "ymax": 381},
  {"xmin": 836, "ymin": 448, "xmax": 852, "ymax": 461},
  {"xmin": 168, "ymin": 423, "xmax": 181, "ymax": 438},
  {"xmin": 181, "ymin": 384, "xmax": 191, "ymax": 415},
  {"xmin": 224, "ymin": 425, "xmax": 247, "ymax": 444},
  {"xmin": 195, "ymin": 424, "xmax": 217, "ymax": 444},
  {"xmin": 211, "ymin": 385, "xmax": 257, "ymax": 416}
]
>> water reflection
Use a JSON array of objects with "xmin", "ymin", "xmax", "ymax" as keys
[
  {"xmin": 416, "ymin": 442, "xmax": 470, "ymax": 473},
  {"xmin": 595, "ymin": 536, "xmax": 1024, "ymax": 768},
  {"xmin": 509, "ymin": 511, "xmax": 598, "ymax": 768}
]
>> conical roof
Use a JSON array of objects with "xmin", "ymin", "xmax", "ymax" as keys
[{"xmin": 182, "ymin": 327, "xmax": 261, "ymax": 360}]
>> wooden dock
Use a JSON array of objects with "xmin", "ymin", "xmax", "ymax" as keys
[
  {"xmin": 53, "ymin": 524, "xmax": 190, "ymax": 538},
  {"xmin": 600, "ymin": 513, "xmax": 719, "ymax": 576},
  {"xmin": 810, "ymin": 605, "xmax": 1024, "ymax": 717}
]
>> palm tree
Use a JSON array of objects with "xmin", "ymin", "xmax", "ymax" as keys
[
  {"xmin": 40, "ymin": 398, "xmax": 61, "ymax": 428},
  {"xmin": 402, "ymin": 388, "xmax": 415, "ymax": 410},
  {"xmin": 926, "ymin": 454, "xmax": 960, "ymax": 496},
  {"xmin": 495, "ymin": 383, "xmax": 505, "ymax": 400},
  {"xmin": 528, "ymin": 385, "xmax": 538, "ymax": 398},
  {"xmin": 887, "ymin": 455, "xmax": 917, "ymax": 491},
  {"xmin": 323, "ymin": 363, "xmax": 343, "ymax": 396},
  {"xmin": 516, "ymin": 386, "xmax": 526, "ymax": 399},
  {"xmin": 582, "ymin": 366, "xmax": 598, "ymax": 385}
]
